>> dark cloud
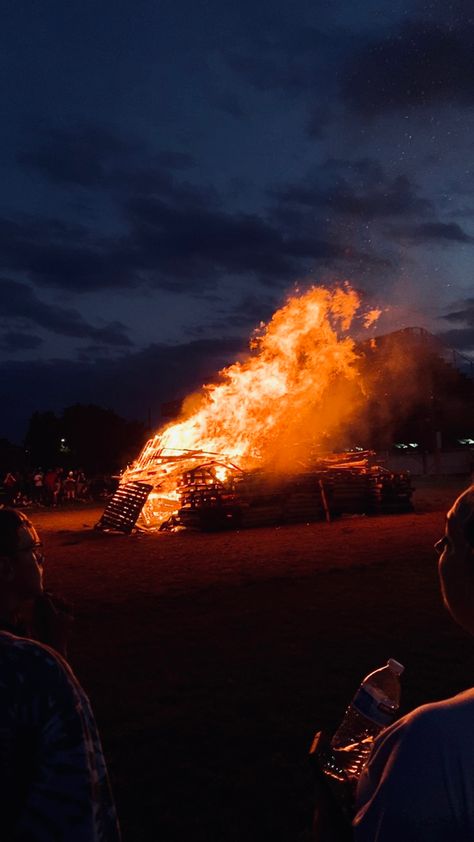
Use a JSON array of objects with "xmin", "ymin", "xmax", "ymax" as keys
[
  {"xmin": 387, "ymin": 222, "xmax": 474, "ymax": 244},
  {"xmin": 446, "ymin": 205, "xmax": 474, "ymax": 219},
  {"xmin": 0, "ymin": 215, "xmax": 138, "ymax": 293},
  {"xmin": 113, "ymin": 167, "xmax": 216, "ymax": 206},
  {"xmin": 224, "ymin": 26, "xmax": 345, "ymax": 135},
  {"xmin": 0, "ymin": 197, "xmax": 372, "ymax": 296},
  {"xmin": 224, "ymin": 25, "xmax": 346, "ymax": 95},
  {"xmin": 273, "ymin": 164, "xmax": 431, "ymax": 220},
  {"xmin": 125, "ymin": 196, "xmax": 386, "ymax": 289},
  {"xmin": 9, "ymin": 124, "xmax": 398, "ymax": 296},
  {"xmin": 0, "ymin": 278, "xmax": 131, "ymax": 345},
  {"xmin": 18, "ymin": 123, "xmax": 198, "ymax": 196},
  {"xmin": 441, "ymin": 299, "xmax": 474, "ymax": 325},
  {"xmin": 17, "ymin": 124, "xmax": 138, "ymax": 188},
  {"xmin": 341, "ymin": 21, "xmax": 474, "ymax": 115},
  {"xmin": 337, "ymin": 158, "xmax": 387, "ymax": 189},
  {"xmin": 0, "ymin": 331, "xmax": 43, "ymax": 351},
  {"xmin": 0, "ymin": 335, "xmax": 247, "ymax": 442},
  {"xmin": 125, "ymin": 197, "xmax": 290, "ymax": 284},
  {"xmin": 437, "ymin": 299, "xmax": 474, "ymax": 351},
  {"xmin": 436, "ymin": 327, "xmax": 474, "ymax": 351},
  {"xmin": 190, "ymin": 291, "xmax": 280, "ymax": 336}
]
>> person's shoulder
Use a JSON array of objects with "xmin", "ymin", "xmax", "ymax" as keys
[
  {"xmin": 0, "ymin": 631, "xmax": 78, "ymax": 689},
  {"xmin": 354, "ymin": 694, "xmax": 474, "ymax": 839},
  {"xmin": 398, "ymin": 688, "xmax": 474, "ymax": 730},
  {"xmin": 370, "ymin": 688, "xmax": 474, "ymax": 763}
]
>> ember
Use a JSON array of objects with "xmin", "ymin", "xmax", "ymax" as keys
[{"xmin": 97, "ymin": 285, "xmax": 413, "ymax": 533}]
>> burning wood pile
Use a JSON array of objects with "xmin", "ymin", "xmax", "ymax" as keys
[
  {"xmin": 97, "ymin": 448, "xmax": 412, "ymax": 533},
  {"xmin": 97, "ymin": 285, "xmax": 413, "ymax": 534},
  {"xmin": 172, "ymin": 461, "xmax": 329, "ymax": 531},
  {"xmin": 160, "ymin": 451, "xmax": 412, "ymax": 532}
]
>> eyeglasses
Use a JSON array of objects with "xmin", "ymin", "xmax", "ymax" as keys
[{"xmin": 434, "ymin": 536, "xmax": 450, "ymax": 556}]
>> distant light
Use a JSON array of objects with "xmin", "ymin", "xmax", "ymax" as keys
[
  {"xmin": 458, "ymin": 438, "xmax": 474, "ymax": 445},
  {"xmin": 60, "ymin": 438, "xmax": 65, "ymax": 443},
  {"xmin": 408, "ymin": 442, "xmax": 418, "ymax": 448},
  {"xmin": 395, "ymin": 443, "xmax": 408, "ymax": 449}
]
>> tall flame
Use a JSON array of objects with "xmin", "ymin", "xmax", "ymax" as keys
[{"xmin": 124, "ymin": 284, "xmax": 374, "ymax": 525}]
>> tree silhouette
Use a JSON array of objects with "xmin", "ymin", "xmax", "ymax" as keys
[
  {"xmin": 24, "ymin": 405, "xmax": 147, "ymax": 472},
  {"xmin": 24, "ymin": 411, "xmax": 62, "ymax": 468}
]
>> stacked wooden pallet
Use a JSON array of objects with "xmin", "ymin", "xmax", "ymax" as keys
[
  {"xmin": 327, "ymin": 470, "xmax": 372, "ymax": 515},
  {"xmin": 173, "ymin": 459, "xmax": 413, "ymax": 532},
  {"xmin": 233, "ymin": 471, "xmax": 285, "ymax": 528},
  {"xmin": 177, "ymin": 465, "xmax": 240, "ymax": 530},
  {"xmin": 323, "ymin": 467, "xmax": 414, "ymax": 516},
  {"xmin": 368, "ymin": 469, "xmax": 413, "ymax": 513},
  {"xmin": 176, "ymin": 469, "xmax": 332, "ymax": 530}
]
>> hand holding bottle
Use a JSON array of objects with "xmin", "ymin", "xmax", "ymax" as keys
[{"xmin": 329, "ymin": 658, "xmax": 404, "ymax": 779}]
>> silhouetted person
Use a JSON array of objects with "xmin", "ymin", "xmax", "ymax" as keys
[
  {"xmin": 44, "ymin": 468, "xmax": 58, "ymax": 507},
  {"xmin": 33, "ymin": 468, "xmax": 44, "ymax": 505},
  {"xmin": 64, "ymin": 470, "xmax": 76, "ymax": 502},
  {"xmin": 0, "ymin": 508, "xmax": 71, "ymax": 657},
  {"xmin": 353, "ymin": 485, "xmax": 474, "ymax": 840},
  {"xmin": 0, "ymin": 509, "xmax": 121, "ymax": 840},
  {"xmin": 3, "ymin": 471, "xmax": 18, "ymax": 505}
]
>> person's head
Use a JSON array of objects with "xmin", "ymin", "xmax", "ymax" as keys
[
  {"xmin": 436, "ymin": 484, "xmax": 474, "ymax": 634},
  {"xmin": 0, "ymin": 509, "xmax": 44, "ymax": 606}
]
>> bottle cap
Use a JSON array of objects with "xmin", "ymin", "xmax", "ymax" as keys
[{"xmin": 387, "ymin": 658, "xmax": 404, "ymax": 675}]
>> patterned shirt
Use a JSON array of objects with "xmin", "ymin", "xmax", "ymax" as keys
[{"xmin": 0, "ymin": 631, "xmax": 121, "ymax": 841}]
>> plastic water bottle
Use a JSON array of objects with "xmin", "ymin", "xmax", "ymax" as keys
[{"xmin": 328, "ymin": 658, "xmax": 404, "ymax": 780}]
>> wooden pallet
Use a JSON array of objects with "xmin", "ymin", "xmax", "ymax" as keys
[{"xmin": 95, "ymin": 481, "xmax": 153, "ymax": 533}]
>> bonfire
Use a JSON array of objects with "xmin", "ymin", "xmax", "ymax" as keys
[{"xmin": 114, "ymin": 284, "xmax": 387, "ymax": 530}]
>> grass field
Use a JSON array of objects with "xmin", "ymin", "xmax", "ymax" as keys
[{"xmin": 31, "ymin": 476, "xmax": 474, "ymax": 841}]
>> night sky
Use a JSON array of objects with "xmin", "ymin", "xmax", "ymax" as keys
[{"xmin": 2, "ymin": 0, "xmax": 474, "ymax": 443}]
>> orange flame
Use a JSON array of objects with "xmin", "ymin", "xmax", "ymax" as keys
[
  {"xmin": 363, "ymin": 308, "xmax": 382, "ymax": 328},
  {"xmin": 124, "ymin": 284, "xmax": 371, "ymax": 525}
]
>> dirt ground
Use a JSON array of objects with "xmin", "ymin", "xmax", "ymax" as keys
[{"xmin": 29, "ymin": 476, "xmax": 474, "ymax": 841}]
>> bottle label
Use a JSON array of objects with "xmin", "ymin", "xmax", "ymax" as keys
[{"xmin": 352, "ymin": 686, "xmax": 396, "ymax": 727}]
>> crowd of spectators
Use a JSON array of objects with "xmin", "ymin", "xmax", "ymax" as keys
[{"xmin": 1, "ymin": 468, "xmax": 117, "ymax": 508}]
